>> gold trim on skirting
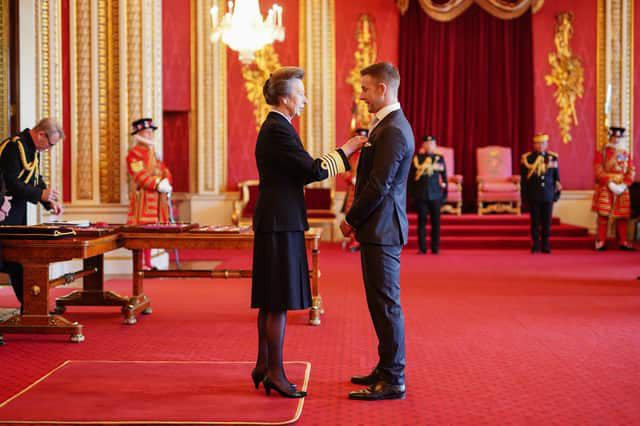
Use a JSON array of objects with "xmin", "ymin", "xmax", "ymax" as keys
[{"xmin": 0, "ymin": 360, "xmax": 311, "ymax": 425}]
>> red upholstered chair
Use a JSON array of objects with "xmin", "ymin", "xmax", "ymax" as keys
[
  {"xmin": 476, "ymin": 146, "xmax": 521, "ymax": 215},
  {"xmin": 232, "ymin": 180, "xmax": 260, "ymax": 226},
  {"xmin": 304, "ymin": 186, "xmax": 337, "ymax": 239},
  {"xmin": 437, "ymin": 147, "xmax": 463, "ymax": 216}
]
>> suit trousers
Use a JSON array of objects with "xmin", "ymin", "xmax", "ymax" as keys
[
  {"xmin": 529, "ymin": 201, "xmax": 553, "ymax": 249},
  {"xmin": 416, "ymin": 199, "xmax": 441, "ymax": 253},
  {"xmin": 360, "ymin": 243, "xmax": 405, "ymax": 385}
]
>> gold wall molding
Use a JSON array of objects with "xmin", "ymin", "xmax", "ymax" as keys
[
  {"xmin": 346, "ymin": 14, "xmax": 377, "ymax": 130},
  {"xmin": 196, "ymin": 0, "xmax": 227, "ymax": 193},
  {"xmin": 242, "ymin": 45, "xmax": 282, "ymax": 132},
  {"xmin": 545, "ymin": 12, "xmax": 584, "ymax": 144},
  {"xmin": 300, "ymin": 0, "xmax": 336, "ymax": 186},
  {"xmin": 70, "ymin": 0, "xmax": 96, "ymax": 201},
  {"xmin": 35, "ymin": 0, "xmax": 64, "ymax": 202},
  {"xmin": 0, "ymin": 0, "xmax": 8, "ymax": 138},
  {"xmin": 596, "ymin": 0, "xmax": 633, "ymax": 152}
]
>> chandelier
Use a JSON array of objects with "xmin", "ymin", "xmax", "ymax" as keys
[{"xmin": 210, "ymin": 0, "xmax": 285, "ymax": 64}]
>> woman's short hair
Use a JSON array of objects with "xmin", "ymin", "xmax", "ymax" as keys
[{"xmin": 263, "ymin": 67, "xmax": 305, "ymax": 106}]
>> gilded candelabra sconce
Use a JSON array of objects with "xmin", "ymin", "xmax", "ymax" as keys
[
  {"xmin": 241, "ymin": 44, "xmax": 282, "ymax": 131},
  {"xmin": 545, "ymin": 12, "xmax": 584, "ymax": 144},
  {"xmin": 346, "ymin": 14, "xmax": 377, "ymax": 130}
]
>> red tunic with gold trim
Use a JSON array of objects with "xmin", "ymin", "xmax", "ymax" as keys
[
  {"xmin": 126, "ymin": 142, "xmax": 172, "ymax": 224},
  {"xmin": 591, "ymin": 145, "xmax": 635, "ymax": 218}
]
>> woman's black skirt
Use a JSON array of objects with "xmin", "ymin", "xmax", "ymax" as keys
[{"xmin": 251, "ymin": 231, "xmax": 311, "ymax": 311}]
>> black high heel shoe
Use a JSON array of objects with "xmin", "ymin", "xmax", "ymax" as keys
[
  {"xmin": 263, "ymin": 377, "xmax": 307, "ymax": 398},
  {"xmin": 251, "ymin": 369, "xmax": 264, "ymax": 389},
  {"xmin": 252, "ymin": 369, "xmax": 296, "ymax": 390}
]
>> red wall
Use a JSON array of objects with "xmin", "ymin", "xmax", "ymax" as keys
[
  {"xmin": 635, "ymin": 1, "xmax": 640, "ymax": 175},
  {"xmin": 162, "ymin": 0, "xmax": 191, "ymax": 192},
  {"xmin": 226, "ymin": 0, "xmax": 299, "ymax": 190},
  {"xmin": 62, "ymin": 0, "xmax": 71, "ymax": 202},
  {"xmin": 335, "ymin": 0, "xmax": 399, "ymax": 190},
  {"xmin": 532, "ymin": 0, "xmax": 597, "ymax": 190}
]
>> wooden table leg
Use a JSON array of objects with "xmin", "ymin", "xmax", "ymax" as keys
[
  {"xmin": 54, "ymin": 255, "xmax": 130, "ymax": 314},
  {"xmin": 309, "ymin": 239, "xmax": 322, "ymax": 326},
  {"xmin": 0, "ymin": 263, "xmax": 84, "ymax": 344},
  {"xmin": 123, "ymin": 249, "xmax": 151, "ymax": 325}
]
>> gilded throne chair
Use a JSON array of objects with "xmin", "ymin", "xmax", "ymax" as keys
[
  {"xmin": 231, "ymin": 179, "xmax": 260, "ymax": 226},
  {"xmin": 476, "ymin": 146, "xmax": 521, "ymax": 215},
  {"xmin": 437, "ymin": 147, "xmax": 463, "ymax": 215}
]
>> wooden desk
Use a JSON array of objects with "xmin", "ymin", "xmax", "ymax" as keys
[
  {"xmin": 0, "ymin": 234, "xmax": 123, "ymax": 344},
  {"xmin": 121, "ymin": 228, "xmax": 324, "ymax": 325}
]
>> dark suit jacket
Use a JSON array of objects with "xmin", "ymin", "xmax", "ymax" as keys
[
  {"xmin": 520, "ymin": 151, "xmax": 560, "ymax": 204},
  {"xmin": 0, "ymin": 129, "xmax": 51, "ymax": 225},
  {"xmin": 412, "ymin": 153, "xmax": 448, "ymax": 202},
  {"xmin": 346, "ymin": 109, "xmax": 415, "ymax": 246},
  {"xmin": 253, "ymin": 112, "xmax": 349, "ymax": 232}
]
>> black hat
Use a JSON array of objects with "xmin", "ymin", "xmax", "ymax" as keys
[
  {"xmin": 608, "ymin": 126, "xmax": 626, "ymax": 137},
  {"xmin": 423, "ymin": 135, "xmax": 436, "ymax": 143},
  {"xmin": 131, "ymin": 118, "xmax": 158, "ymax": 135}
]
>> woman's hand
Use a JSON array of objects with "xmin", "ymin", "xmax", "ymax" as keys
[
  {"xmin": 0, "ymin": 195, "xmax": 11, "ymax": 221},
  {"xmin": 341, "ymin": 136, "xmax": 368, "ymax": 157}
]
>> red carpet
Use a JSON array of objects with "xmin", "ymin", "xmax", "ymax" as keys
[
  {"xmin": 0, "ymin": 360, "xmax": 309, "ymax": 424},
  {"xmin": 1, "ymin": 245, "xmax": 639, "ymax": 424}
]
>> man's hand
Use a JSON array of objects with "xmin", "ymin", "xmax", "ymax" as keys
[
  {"xmin": 0, "ymin": 195, "xmax": 11, "ymax": 221},
  {"xmin": 341, "ymin": 136, "xmax": 368, "ymax": 157},
  {"xmin": 157, "ymin": 178, "xmax": 173, "ymax": 193},
  {"xmin": 41, "ymin": 188, "xmax": 60, "ymax": 203},
  {"xmin": 49, "ymin": 202, "xmax": 64, "ymax": 216},
  {"xmin": 340, "ymin": 219, "xmax": 354, "ymax": 237}
]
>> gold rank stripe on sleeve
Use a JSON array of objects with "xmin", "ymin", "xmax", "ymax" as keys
[{"xmin": 320, "ymin": 150, "xmax": 346, "ymax": 177}]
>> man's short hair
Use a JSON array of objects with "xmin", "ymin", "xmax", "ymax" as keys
[
  {"xmin": 360, "ymin": 62, "xmax": 400, "ymax": 93},
  {"xmin": 263, "ymin": 66, "xmax": 305, "ymax": 106},
  {"xmin": 33, "ymin": 117, "xmax": 65, "ymax": 140}
]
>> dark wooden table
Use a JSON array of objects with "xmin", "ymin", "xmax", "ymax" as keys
[
  {"xmin": 121, "ymin": 228, "xmax": 325, "ymax": 325},
  {"xmin": 0, "ymin": 233, "xmax": 124, "ymax": 343}
]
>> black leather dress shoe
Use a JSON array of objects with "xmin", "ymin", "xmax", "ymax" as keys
[
  {"xmin": 350, "ymin": 370, "xmax": 380, "ymax": 386},
  {"xmin": 348, "ymin": 381, "xmax": 406, "ymax": 401},
  {"xmin": 620, "ymin": 244, "xmax": 636, "ymax": 251},
  {"xmin": 541, "ymin": 247, "xmax": 551, "ymax": 254},
  {"xmin": 531, "ymin": 245, "xmax": 540, "ymax": 253}
]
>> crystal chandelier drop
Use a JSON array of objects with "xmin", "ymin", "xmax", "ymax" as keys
[{"xmin": 210, "ymin": 0, "xmax": 285, "ymax": 64}]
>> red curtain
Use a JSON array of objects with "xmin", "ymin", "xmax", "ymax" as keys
[{"xmin": 399, "ymin": 2, "xmax": 534, "ymax": 206}]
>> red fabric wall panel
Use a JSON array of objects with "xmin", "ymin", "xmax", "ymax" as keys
[
  {"xmin": 162, "ymin": 112, "xmax": 190, "ymax": 193},
  {"xmin": 62, "ymin": 0, "xmax": 71, "ymax": 202},
  {"xmin": 634, "ymin": 1, "xmax": 640, "ymax": 175},
  {"xmin": 226, "ymin": 0, "xmax": 299, "ymax": 190},
  {"xmin": 162, "ymin": 0, "xmax": 191, "ymax": 191},
  {"xmin": 162, "ymin": 0, "xmax": 191, "ymax": 111},
  {"xmin": 334, "ymin": 0, "xmax": 399, "ymax": 190},
  {"xmin": 532, "ymin": 0, "xmax": 597, "ymax": 190}
]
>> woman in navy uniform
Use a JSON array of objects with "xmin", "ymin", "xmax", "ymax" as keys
[{"xmin": 252, "ymin": 67, "xmax": 365, "ymax": 398}]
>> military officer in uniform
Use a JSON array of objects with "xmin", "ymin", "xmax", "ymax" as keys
[
  {"xmin": 126, "ymin": 118, "xmax": 173, "ymax": 269},
  {"xmin": 412, "ymin": 135, "xmax": 447, "ymax": 254},
  {"xmin": 592, "ymin": 126, "xmax": 635, "ymax": 251},
  {"xmin": 520, "ymin": 133, "xmax": 561, "ymax": 253},
  {"xmin": 0, "ymin": 117, "xmax": 64, "ymax": 308}
]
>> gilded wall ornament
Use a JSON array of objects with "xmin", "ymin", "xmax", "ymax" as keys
[
  {"xmin": 242, "ymin": 44, "xmax": 281, "ymax": 131},
  {"xmin": 346, "ymin": 14, "xmax": 377, "ymax": 130},
  {"xmin": 545, "ymin": 12, "xmax": 584, "ymax": 144}
]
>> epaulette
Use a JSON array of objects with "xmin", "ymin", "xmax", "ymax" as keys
[
  {"xmin": 548, "ymin": 151, "xmax": 558, "ymax": 158},
  {"xmin": 0, "ymin": 135, "xmax": 39, "ymax": 184},
  {"xmin": 521, "ymin": 152, "xmax": 531, "ymax": 162}
]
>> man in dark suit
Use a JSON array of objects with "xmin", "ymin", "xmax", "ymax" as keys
[
  {"xmin": 0, "ymin": 117, "xmax": 64, "ymax": 309},
  {"xmin": 520, "ymin": 133, "xmax": 561, "ymax": 254},
  {"xmin": 340, "ymin": 62, "xmax": 414, "ymax": 401},
  {"xmin": 412, "ymin": 135, "xmax": 447, "ymax": 254}
]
